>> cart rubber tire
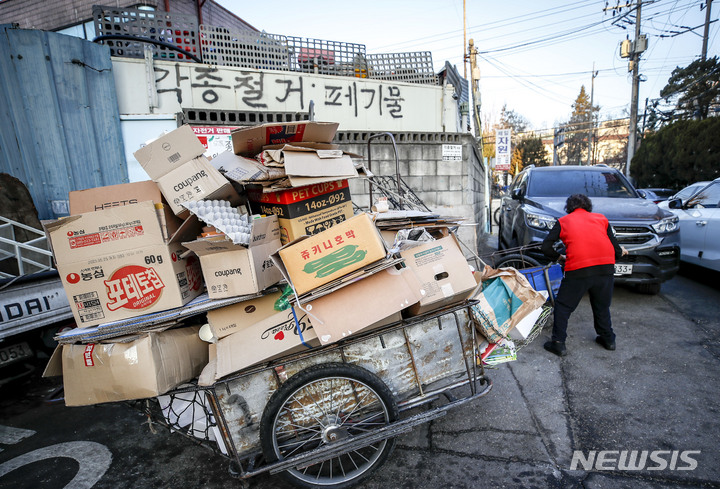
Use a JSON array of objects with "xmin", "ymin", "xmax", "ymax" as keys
[
  {"xmin": 260, "ymin": 363, "xmax": 398, "ymax": 489},
  {"xmin": 493, "ymin": 253, "xmax": 541, "ymax": 270}
]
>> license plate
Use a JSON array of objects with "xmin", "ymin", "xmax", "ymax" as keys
[
  {"xmin": 0, "ymin": 342, "xmax": 33, "ymax": 367},
  {"xmin": 614, "ymin": 264, "xmax": 633, "ymax": 276}
]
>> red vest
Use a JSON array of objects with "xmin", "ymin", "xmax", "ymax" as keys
[{"xmin": 559, "ymin": 209, "xmax": 616, "ymax": 272}]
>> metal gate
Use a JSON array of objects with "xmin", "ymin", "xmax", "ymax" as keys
[{"xmin": 0, "ymin": 25, "xmax": 128, "ymax": 220}]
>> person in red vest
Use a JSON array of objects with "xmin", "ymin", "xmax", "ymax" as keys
[{"xmin": 541, "ymin": 193, "xmax": 627, "ymax": 356}]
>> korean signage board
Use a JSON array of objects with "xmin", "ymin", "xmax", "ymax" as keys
[{"xmin": 495, "ymin": 129, "xmax": 511, "ymax": 172}]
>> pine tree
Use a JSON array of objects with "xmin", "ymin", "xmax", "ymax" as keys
[{"xmin": 563, "ymin": 86, "xmax": 599, "ymax": 165}]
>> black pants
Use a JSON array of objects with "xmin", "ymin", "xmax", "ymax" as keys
[{"xmin": 551, "ymin": 273, "xmax": 615, "ymax": 343}]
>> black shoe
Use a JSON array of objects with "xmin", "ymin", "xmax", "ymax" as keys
[
  {"xmin": 595, "ymin": 336, "xmax": 616, "ymax": 351},
  {"xmin": 544, "ymin": 340, "xmax": 567, "ymax": 357}
]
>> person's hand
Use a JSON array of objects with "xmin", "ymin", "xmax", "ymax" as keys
[{"xmin": 621, "ymin": 247, "xmax": 628, "ymax": 256}]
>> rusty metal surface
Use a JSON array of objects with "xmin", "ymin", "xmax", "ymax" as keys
[{"xmin": 213, "ymin": 306, "xmax": 476, "ymax": 459}]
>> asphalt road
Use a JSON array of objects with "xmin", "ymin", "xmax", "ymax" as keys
[{"xmin": 1, "ymin": 262, "xmax": 719, "ymax": 489}]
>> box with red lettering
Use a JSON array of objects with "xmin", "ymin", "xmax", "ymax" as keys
[
  {"xmin": 272, "ymin": 213, "xmax": 387, "ymax": 296},
  {"xmin": 43, "ymin": 201, "xmax": 204, "ymax": 328},
  {"xmin": 247, "ymin": 179, "xmax": 354, "ymax": 245}
]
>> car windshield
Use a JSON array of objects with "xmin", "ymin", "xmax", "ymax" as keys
[
  {"xmin": 675, "ymin": 183, "xmax": 709, "ymax": 201},
  {"xmin": 687, "ymin": 182, "xmax": 720, "ymax": 208},
  {"xmin": 527, "ymin": 170, "xmax": 636, "ymax": 198}
]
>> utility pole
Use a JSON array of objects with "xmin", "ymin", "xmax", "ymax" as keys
[
  {"xmin": 626, "ymin": 0, "xmax": 643, "ymax": 178},
  {"xmin": 587, "ymin": 64, "xmax": 598, "ymax": 166},
  {"xmin": 702, "ymin": 0, "xmax": 713, "ymax": 61}
]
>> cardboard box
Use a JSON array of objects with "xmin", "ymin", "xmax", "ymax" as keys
[
  {"xmin": 69, "ymin": 180, "xmax": 183, "ymax": 240},
  {"xmin": 134, "ymin": 125, "xmax": 206, "ymax": 179},
  {"xmin": 156, "ymin": 156, "xmax": 241, "ymax": 217},
  {"xmin": 213, "ymin": 306, "xmax": 319, "ymax": 379},
  {"xmin": 248, "ymin": 180, "xmax": 354, "ymax": 244},
  {"xmin": 257, "ymin": 143, "xmax": 358, "ymax": 187},
  {"xmin": 273, "ymin": 213, "xmax": 387, "ymax": 296},
  {"xmin": 59, "ymin": 325, "xmax": 208, "ymax": 406},
  {"xmin": 307, "ymin": 265, "xmax": 423, "ymax": 345},
  {"xmin": 231, "ymin": 121, "xmax": 339, "ymax": 157},
  {"xmin": 133, "ymin": 125, "xmax": 241, "ymax": 217},
  {"xmin": 182, "ymin": 215, "xmax": 282, "ymax": 299},
  {"xmin": 203, "ymin": 290, "xmax": 284, "ymax": 339},
  {"xmin": 44, "ymin": 201, "xmax": 204, "ymax": 328},
  {"xmin": 401, "ymin": 235, "xmax": 478, "ymax": 316}
]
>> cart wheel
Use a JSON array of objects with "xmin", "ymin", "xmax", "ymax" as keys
[
  {"xmin": 260, "ymin": 363, "xmax": 398, "ymax": 489},
  {"xmin": 493, "ymin": 253, "xmax": 541, "ymax": 269}
]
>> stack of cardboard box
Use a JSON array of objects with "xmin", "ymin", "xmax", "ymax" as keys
[{"xmin": 44, "ymin": 122, "xmax": 482, "ymax": 406}]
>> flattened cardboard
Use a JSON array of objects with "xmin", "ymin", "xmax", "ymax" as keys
[
  {"xmin": 133, "ymin": 125, "xmax": 206, "ymax": 180},
  {"xmin": 272, "ymin": 213, "xmax": 387, "ymax": 296},
  {"xmin": 156, "ymin": 156, "xmax": 241, "ymax": 216},
  {"xmin": 44, "ymin": 202, "xmax": 204, "ymax": 328},
  {"xmin": 60, "ymin": 325, "xmax": 208, "ymax": 406},
  {"xmin": 231, "ymin": 121, "xmax": 339, "ymax": 157},
  {"xmin": 214, "ymin": 307, "xmax": 319, "ymax": 379},
  {"xmin": 182, "ymin": 215, "xmax": 282, "ymax": 299},
  {"xmin": 401, "ymin": 235, "xmax": 478, "ymax": 316},
  {"xmin": 69, "ymin": 180, "xmax": 183, "ymax": 239},
  {"xmin": 210, "ymin": 151, "xmax": 282, "ymax": 183},
  {"xmin": 307, "ymin": 265, "xmax": 423, "ymax": 345},
  {"xmin": 204, "ymin": 290, "xmax": 284, "ymax": 339}
]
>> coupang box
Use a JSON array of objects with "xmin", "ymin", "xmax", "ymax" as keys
[{"xmin": 44, "ymin": 201, "xmax": 203, "ymax": 328}]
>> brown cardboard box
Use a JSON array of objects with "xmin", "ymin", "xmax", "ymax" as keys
[
  {"xmin": 69, "ymin": 180, "xmax": 183, "ymax": 240},
  {"xmin": 213, "ymin": 306, "xmax": 319, "ymax": 379},
  {"xmin": 44, "ymin": 201, "xmax": 204, "ymax": 328},
  {"xmin": 155, "ymin": 156, "xmax": 241, "ymax": 217},
  {"xmin": 257, "ymin": 143, "xmax": 358, "ymax": 187},
  {"xmin": 59, "ymin": 325, "xmax": 208, "ymax": 406},
  {"xmin": 272, "ymin": 213, "xmax": 387, "ymax": 296},
  {"xmin": 231, "ymin": 121, "xmax": 339, "ymax": 157},
  {"xmin": 133, "ymin": 125, "xmax": 240, "ymax": 217},
  {"xmin": 203, "ymin": 290, "xmax": 284, "ymax": 339},
  {"xmin": 401, "ymin": 235, "xmax": 479, "ymax": 316},
  {"xmin": 182, "ymin": 215, "xmax": 283, "ymax": 299},
  {"xmin": 133, "ymin": 125, "xmax": 205, "ymax": 179},
  {"xmin": 306, "ymin": 265, "xmax": 423, "ymax": 345},
  {"xmin": 248, "ymin": 180, "xmax": 354, "ymax": 244}
]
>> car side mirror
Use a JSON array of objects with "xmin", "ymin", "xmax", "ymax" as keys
[
  {"xmin": 667, "ymin": 198, "xmax": 682, "ymax": 209},
  {"xmin": 511, "ymin": 187, "xmax": 525, "ymax": 201},
  {"xmin": 637, "ymin": 189, "xmax": 647, "ymax": 199}
]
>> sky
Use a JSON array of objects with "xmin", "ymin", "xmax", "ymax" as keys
[{"xmin": 215, "ymin": 0, "xmax": 718, "ymax": 132}]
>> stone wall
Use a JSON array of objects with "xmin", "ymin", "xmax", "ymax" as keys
[{"xmin": 335, "ymin": 131, "xmax": 492, "ymax": 260}]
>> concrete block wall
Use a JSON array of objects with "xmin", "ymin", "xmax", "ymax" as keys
[{"xmin": 335, "ymin": 131, "xmax": 491, "ymax": 260}]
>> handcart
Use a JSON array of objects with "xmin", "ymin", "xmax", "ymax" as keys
[
  {"xmin": 56, "ymin": 243, "xmax": 558, "ymax": 488},
  {"xmin": 127, "ymin": 300, "xmax": 494, "ymax": 488}
]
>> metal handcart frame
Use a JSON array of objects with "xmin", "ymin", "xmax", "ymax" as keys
[{"xmin": 131, "ymin": 300, "xmax": 495, "ymax": 488}]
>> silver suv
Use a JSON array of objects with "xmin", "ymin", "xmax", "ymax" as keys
[{"xmin": 498, "ymin": 165, "xmax": 681, "ymax": 294}]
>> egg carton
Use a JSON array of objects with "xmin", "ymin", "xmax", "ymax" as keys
[{"xmin": 183, "ymin": 200, "xmax": 253, "ymax": 246}]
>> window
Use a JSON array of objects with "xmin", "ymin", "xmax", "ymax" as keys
[{"xmin": 528, "ymin": 170, "xmax": 635, "ymax": 198}]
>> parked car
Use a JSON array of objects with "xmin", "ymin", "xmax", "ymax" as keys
[
  {"xmin": 657, "ymin": 181, "xmax": 712, "ymax": 210},
  {"xmin": 639, "ymin": 188, "xmax": 674, "ymax": 203},
  {"xmin": 498, "ymin": 165, "xmax": 681, "ymax": 294},
  {"xmin": 666, "ymin": 178, "xmax": 720, "ymax": 271}
]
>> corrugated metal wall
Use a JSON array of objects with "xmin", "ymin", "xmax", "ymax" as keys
[{"xmin": 0, "ymin": 25, "xmax": 128, "ymax": 220}]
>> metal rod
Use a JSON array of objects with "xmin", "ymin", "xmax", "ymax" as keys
[{"xmin": 367, "ymin": 133, "xmax": 401, "ymax": 209}]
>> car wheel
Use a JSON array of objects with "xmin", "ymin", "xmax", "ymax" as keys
[{"xmin": 636, "ymin": 283, "xmax": 661, "ymax": 295}]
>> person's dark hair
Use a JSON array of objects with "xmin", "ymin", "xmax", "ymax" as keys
[{"xmin": 565, "ymin": 194, "xmax": 592, "ymax": 213}]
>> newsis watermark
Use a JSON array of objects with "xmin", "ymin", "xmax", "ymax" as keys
[{"xmin": 570, "ymin": 450, "xmax": 701, "ymax": 472}]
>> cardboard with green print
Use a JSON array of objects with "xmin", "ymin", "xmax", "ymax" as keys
[{"xmin": 272, "ymin": 213, "xmax": 387, "ymax": 296}]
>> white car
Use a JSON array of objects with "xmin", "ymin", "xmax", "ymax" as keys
[
  {"xmin": 667, "ymin": 178, "xmax": 720, "ymax": 271},
  {"xmin": 658, "ymin": 181, "xmax": 711, "ymax": 210}
]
